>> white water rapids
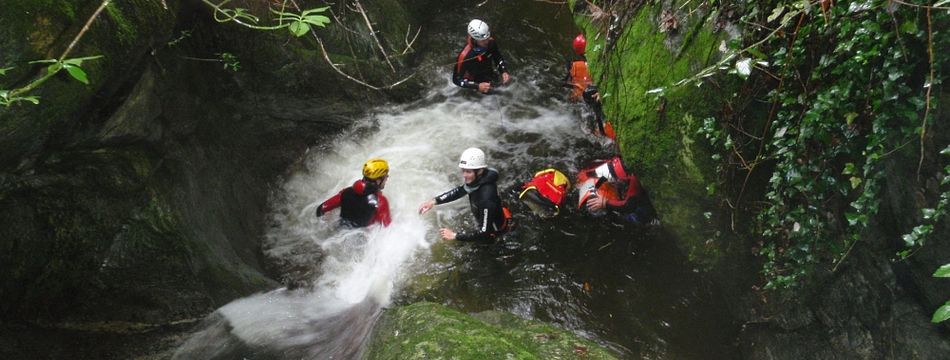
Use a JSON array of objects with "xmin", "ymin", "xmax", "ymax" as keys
[{"xmin": 173, "ymin": 74, "xmax": 607, "ymax": 359}]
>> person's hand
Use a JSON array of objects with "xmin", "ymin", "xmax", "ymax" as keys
[
  {"xmin": 439, "ymin": 228, "xmax": 457, "ymax": 240},
  {"xmin": 593, "ymin": 91, "xmax": 601, "ymax": 103},
  {"xmin": 315, "ymin": 205, "xmax": 324, "ymax": 217},
  {"xmin": 478, "ymin": 82, "xmax": 491, "ymax": 93},
  {"xmin": 501, "ymin": 72, "xmax": 511, "ymax": 84},
  {"xmin": 586, "ymin": 195, "xmax": 606, "ymax": 212},
  {"xmin": 419, "ymin": 199, "xmax": 435, "ymax": 215}
]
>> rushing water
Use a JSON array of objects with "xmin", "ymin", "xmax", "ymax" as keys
[{"xmin": 175, "ymin": 2, "xmax": 735, "ymax": 359}]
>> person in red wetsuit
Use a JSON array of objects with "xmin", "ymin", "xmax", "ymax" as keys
[
  {"xmin": 583, "ymin": 157, "xmax": 659, "ymax": 225},
  {"xmin": 316, "ymin": 158, "xmax": 392, "ymax": 228},
  {"xmin": 452, "ymin": 19, "xmax": 511, "ymax": 94}
]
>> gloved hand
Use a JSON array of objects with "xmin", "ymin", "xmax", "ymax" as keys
[{"xmin": 315, "ymin": 205, "xmax": 325, "ymax": 217}]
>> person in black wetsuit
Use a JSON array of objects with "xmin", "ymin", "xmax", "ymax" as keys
[
  {"xmin": 418, "ymin": 147, "xmax": 511, "ymax": 241},
  {"xmin": 452, "ymin": 19, "xmax": 511, "ymax": 94},
  {"xmin": 316, "ymin": 158, "xmax": 392, "ymax": 228}
]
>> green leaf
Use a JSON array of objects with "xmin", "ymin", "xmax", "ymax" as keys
[
  {"xmin": 0, "ymin": 66, "xmax": 12, "ymax": 75},
  {"xmin": 29, "ymin": 59, "xmax": 58, "ymax": 64},
  {"xmin": 301, "ymin": 6, "xmax": 330, "ymax": 16},
  {"xmin": 767, "ymin": 5, "xmax": 786, "ymax": 22},
  {"xmin": 934, "ymin": 264, "xmax": 950, "ymax": 278},
  {"xmin": 63, "ymin": 55, "xmax": 103, "ymax": 66},
  {"xmin": 843, "ymin": 162, "xmax": 856, "ymax": 175},
  {"xmin": 22, "ymin": 96, "xmax": 40, "ymax": 104},
  {"xmin": 64, "ymin": 65, "xmax": 89, "ymax": 84},
  {"xmin": 922, "ymin": 208, "xmax": 936, "ymax": 220},
  {"xmin": 850, "ymin": 177, "xmax": 862, "ymax": 189},
  {"xmin": 935, "ymin": 0, "xmax": 950, "ymax": 7},
  {"xmin": 303, "ymin": 15, "xmax": 330, "ymax": 27},
  {"xmin": 289, "ymin": 21, "xmax": 310, "ymax": 37},
  {"xmin": 933, "ymin": 301, "xmax": 950, "ymax": 323}
]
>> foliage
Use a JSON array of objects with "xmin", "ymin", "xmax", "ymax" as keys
[
  {"xmin": 1, "ymin": 56, "xmax": 103, "ymax": 107},
  {"xmin": 201, "ymin": 0, "xmax": 330, "ymax": 38},
  {"xmin": 933, "ymin": 263, "xmax": 950, "ymax": 323},
  {"xmin": 694, "ymin": 0, "xmax": 949, "ymax": 289},
  {"xmin": 216, "ymin": 52, "xmax": 240, "ymax": 72}
]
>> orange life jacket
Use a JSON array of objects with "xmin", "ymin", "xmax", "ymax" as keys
[{"xmin": 568, "ymin": 60, "xmax": 592, "ymax": 102}]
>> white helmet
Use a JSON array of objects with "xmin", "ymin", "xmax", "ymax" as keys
[
  {"xmin": 458, "ymin": 147, "xmax": 488, "ymax": 169},
  {"xmin": 467, "ymin": 19, "xmax": 490, "ymax": 41}
]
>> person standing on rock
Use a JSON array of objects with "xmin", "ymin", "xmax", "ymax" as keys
[
  {"xmin": 316, "ymin": 158, "xmax": 392, "ymax": 228},
  {"xmin": 452, "ymin": 19, "xmax": 512, "ymax": 94},
  {"xmin": 419, "ymin": 148, "xmax": 512, "ymax": 241}
]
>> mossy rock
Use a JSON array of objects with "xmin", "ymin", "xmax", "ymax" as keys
[
  {"xmin": 365, "ymin": 302, "xmax": 617, "ymax": 360},
  {"xmin": 572, "ymin": 0, "xmax": 740, "ymax": 267}
]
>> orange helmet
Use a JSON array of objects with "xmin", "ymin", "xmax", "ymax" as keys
[{"xmin": 573, "ymin": 33, "xmax": 586, "ymax": 55}]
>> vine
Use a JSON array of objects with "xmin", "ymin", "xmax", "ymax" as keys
[{"xmin": 690, "ymin": 0, "xmax": 949, "ymax": 289}]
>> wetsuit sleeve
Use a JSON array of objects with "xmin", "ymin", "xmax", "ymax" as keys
[
  {"xmin": 434, "ymin": 186, "xmax": 467, "ymax": 204},
  {"xmin": 489, "ymin": 41, "xmax": 508, "ymax": 74},
  {"xmin": 372, "ymin": 194, "xmax": 392, "ymax": 227},
  {"xmin": 317, "ymin": 190, "xmax": 343, "ymax": 216},
  {"xmin": 453, "ymin": 45, "xmax": 479, "ymax": 89}
]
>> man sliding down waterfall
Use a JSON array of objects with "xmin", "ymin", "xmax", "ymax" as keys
[
  {"xmin": 418, "ymin": 148, "xmax": 512, "ymax": 241},
  {"xmin": 315, "ymin": 158, "xmax": 392, "ymax": 228},
  {"xmin": 452, "ymin": 19, "xmax": 511, "ymax": 94}
]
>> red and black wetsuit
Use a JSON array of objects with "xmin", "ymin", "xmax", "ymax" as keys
[
  {"xmin": 452, "ymin": 36, "xmax": 509, "ymax": 89},
  {"xmin": 317, "ymin": 179, "xmax": 391, "ymax": 228},
  {"xmin": 434, "ymin": 168, "xmax": 508, "ymax": 241},
  {"xmin": 605, "ymin": 173, "xmax": 657, "ymax": 225}
]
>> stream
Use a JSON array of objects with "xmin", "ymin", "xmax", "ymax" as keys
[{"xmin": 174, "ymin": 2, "xmax": 736, "ymax": 359}]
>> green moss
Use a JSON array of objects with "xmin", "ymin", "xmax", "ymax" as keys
[
  {"xmin": 105, "ymin": 3, "xmax": 138, "ymax": 46},
  {"xmin": 575, "ymin": 2, "xmax": 737, "ymax": 266},
  {"xmin": 365, "ymin": 302, "xmax": 617, "ymax": 360}
]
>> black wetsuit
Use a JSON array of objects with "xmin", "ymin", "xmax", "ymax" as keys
[
  {"xmin": 452, "ymin": 37, "xmax": 509, "ymax": 89},
  {"xmin": 434, "ymin": 168, "xmax": 507, "ymax": 241}
]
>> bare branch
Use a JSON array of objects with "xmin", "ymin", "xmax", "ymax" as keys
[
  {"xmin": 401, "ymin": 25, "xmax": 422, "ymax": 56},
  {"xmin": 353, "ymin": 0, "xmax": 396, "ymax": 73},
  {"xmin": 60, "ymin": 0, "xmax": 111, "ymax": 62}
]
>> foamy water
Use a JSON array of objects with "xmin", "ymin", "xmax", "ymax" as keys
[{"xmin": 173, "ymin": 74, "xmax": 598, "ymax": 359}]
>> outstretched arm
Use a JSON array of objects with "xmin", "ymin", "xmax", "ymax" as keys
[{"xmin": 316, "ymin": 191, "xmax": 343, "ymax": 217}]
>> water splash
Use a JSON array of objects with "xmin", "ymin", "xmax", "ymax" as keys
[{"xmin": 174, "ymin": 75, "xmax": 596, "ymax": 359}]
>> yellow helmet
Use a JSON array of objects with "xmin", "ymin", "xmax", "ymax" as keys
[{"xmin": 362, "ymin": 158, "xmax": 389, "ymax": 180}]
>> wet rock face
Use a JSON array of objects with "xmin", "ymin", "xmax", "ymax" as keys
[
  {"xmin": 737, "ymin": 246, "xmax": 950, "ymax": 360},
  {"xmin": 365, "ymin": 302, "xmax": 618, "ymax": 360},
  {"xmin": 0, "ymin": 0, "xmax": 428, "ymax": 328}
]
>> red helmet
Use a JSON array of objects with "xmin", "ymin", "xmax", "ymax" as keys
[{"xmin": 572, "ymin": 33, "xmax": 586, "ymax": 55}]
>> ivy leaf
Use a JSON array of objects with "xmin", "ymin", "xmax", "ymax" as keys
[
  {"xmin": 922, "ymin": 208, "xmax": 936, "ymax": 220},
  {"xmin": 940, "ymin": 145, "xmax": 950, "ymax": 156},
  {"xmin": 64, "ymin": 65, "xmax": 89, "ymax": 84},
  {"xmin": 934, "ymin": 264, "xmax": 950, "ymax": 278},
  {"xmin": 933, "ymin": 301, "xmax": 950, "ymax": 323},
  {"xmin": 842, "ymin": 162, "xmax": 856, "ymax": 175},
  {"xmin": 767, "ymin": 5, "xmax": 786, "ymax": 22},
  {"xmin": 289, "ymin": 21, "xmax": 310, "ymax": 37},
  {"xmin": 850, "ymin": 177, "xmax": 862, "ymax": 189}
]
